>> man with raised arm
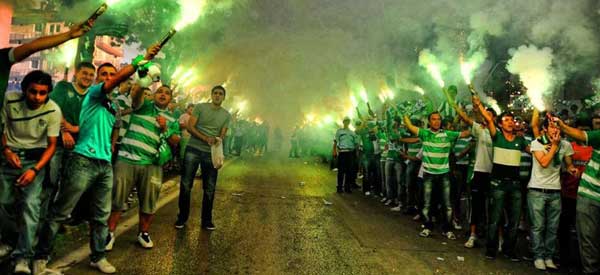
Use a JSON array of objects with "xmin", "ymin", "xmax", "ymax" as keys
[
  {"xmin": 34, "ymin": 44, "xmax": 161, "ymax": 274},
  {"xmin": 554, "ymin": 116, "xmax": 600, "ymax": 275},
  {"xmin": 472, "ymin": 96, "xmax": 530, "ymax": 261}
]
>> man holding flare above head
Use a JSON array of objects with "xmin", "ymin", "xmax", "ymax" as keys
[{"xmin": 34, "ymin": 43, "xmax": 162, "ymax": 275}]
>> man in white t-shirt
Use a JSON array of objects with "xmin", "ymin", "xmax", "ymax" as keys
[{"xmin": 527, "ymin": 117, "xmax": 576, "ymax": 271}]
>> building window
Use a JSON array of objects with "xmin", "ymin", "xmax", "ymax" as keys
[
  {"xmin": 56, "ymin": 25, "xmax": 61, "ymax": 33},
  {"xmin": 31, "ymin": 60, "xmax": 39, "ymax": 69},
  {"xmin": 35, "ymin": 23, "xmax": 42, "ymax": 32},
  {"xmin": 50, "ymin": 25, "xmax": 55, "ymax": 33}
]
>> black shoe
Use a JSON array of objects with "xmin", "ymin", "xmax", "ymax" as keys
[
  {"xmin": 344, "ymin": 189, "xmax": 352, "ymax": 194},
  {"xmin": 504, "ymin": 253, "xmax": 520, "ymax": 262},
  {"xmin": 174, "ymin": 219, "xmax": 186, "ymax": 229},
  {"xmin": 485, "ymin": 250, "xmax": 496, "ymax": 260},
  {"xmin": 202, "ymin": 222, "xmax": 216, "ymax": 231}
]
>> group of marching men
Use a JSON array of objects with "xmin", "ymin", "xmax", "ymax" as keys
[
  {"xmin": 0, "ymin": 18, "xmax": 231, "ymax": 274},
  {"xmin": 334, "ymin": 93, "xmax": 600, "ymax": 273}
]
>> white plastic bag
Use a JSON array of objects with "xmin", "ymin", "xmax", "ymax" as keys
[{"xmin": 211, "ymin": 137, "xmax": 224, "ymax": 169}]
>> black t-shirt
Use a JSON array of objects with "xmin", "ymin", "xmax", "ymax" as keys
[{"xmin": 0, "ymin": 47, "xmax": 15, "ymax": 109}]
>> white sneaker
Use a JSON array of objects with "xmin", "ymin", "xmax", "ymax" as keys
[
  {"xmin": 0, "ymin": 243, "xmax": 12, "ymax": 258},
  {"xmin": 380, "ymin": 197, "xmax": 387, "ymax": 203},
  {"xmin": 90, "ymin": 258, "xmax": 116, "ymax": 274},
  {"xmin": 464, "ymin": 236, "xmax": 477, "ymax": 248},
  {"xmin": 544, "ymin": 259, "xmax": 558, "ymax": 270},
  {"xmin": 14, "ymin": 258, "xmax": 31, "ymax": 274},
  {"xmin": 364, "ymin": 191, "xmax": 371, "ymax": 196},
  {"xmin": 533, "ymin": 259, "xmax": 546, "ymax": 271},
  {"xmin": 452, "ymin": 219, "xmax": 463, "ymax": 230},
  {"xmin": 412, "ymin": 214, "xmax": 421, "ymax": 221},
  {"xmin": 419, "ymin": 228, "xmax": 432, "ymax": 237},
  {"xmin": 33, "ymin": 259, "xmax": 47, "ymax": 275},
  {"xmin": 442, "ymin": 231, "xmax": 456, "ymax": 240},
  {"xmin": 137, "ymin": 232, "xmax": 154, "ymax": 249},
  {"xmin": 105, "ymin": 232, "xmax": 115, "ymax": 251},
  {"xmin": 498, "ymin": 237, "xmax": 504, "ymax": 252},
  {"xmin": 384, "ymin": 199, "xmax": 393, "ymax": 206},
  {"xmin": 390, "ymin": 206, "xmax": 402, "ymax": 212}
]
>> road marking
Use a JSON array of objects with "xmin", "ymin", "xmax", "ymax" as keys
[{"xmin": 49, "ymin": 159, "xmax": 235, "ymax": 273}]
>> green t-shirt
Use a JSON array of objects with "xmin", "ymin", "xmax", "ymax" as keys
[
  {"xmin": 491, "ymin": 131, "xmax": 528, "ymax": 180},
  {"xmin": 519, "ymin": 135, "xmax": 533, "ymax": 179},
  {"xmin": 115, "ymin": 93, "xmax": 132, "ymax": 143},
  {"xmin": 118, "ymin": 99, "xmax": 180, "ymax": 165},
  {"xmin": 579, "ymin": 130, "xmax": 600, "ymax": 202},
  {"xmin": 50, "ymin": 81, "xmax": 87, "ymax": 144},
  {"xmin": 356, "ymin": 128, "xmax": 375, "ymax": 156},
  {"xmin": 0, "ymin": 48, "xmax": 15, "ymax": 108},
  {"xmin": 73, "ymin": 83, "xmax": 118, "ymax": 162},
  {"xmin": 418, "ymin": 128, "xmax": 460, "ymax": 174}
]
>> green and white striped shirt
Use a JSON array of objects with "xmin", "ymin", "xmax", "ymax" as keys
[
  {"xmin": 418, "ymin": 128, "xmax": 460, "ymax": 175},
  {"xmin": 118, "ymin": 99, "xmax": 180, "ymax": 165},
  {"xmin": 579, "ymin": 130, "xmax": 600, "ymax": 202}
]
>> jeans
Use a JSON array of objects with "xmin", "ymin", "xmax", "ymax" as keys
[
  {"xmin": 527, "ymin": 190, "xmax": 561, "ymax": 260},
  {"xmin": 452, "ymin": 164, "xmax": 468, "ymax": 221},
  {"xmin": 385, "ymin": 160, "xmax": 403, "ymax": 202},
  {"xmin": 0, "ymin": 157, "xmax": 44, "ymax": 260},
  {"xmin": 362, "ymin": 154, "xmax": 380, "ymax": 194},
  {"xmin": 405, "ymin": 160, "xmax": 421, "ymax": 209},
  {"xmin": 178, "ymin": 147, "xmax": 219, "ymax": 225},
  {"xmin": 576, "ymin": 196, "xmax": 600, "ymax": 274},
  {"xmin": 558, "ymin": 196, "xmax": 578, "ymax": 269},
  {"xmin": 335, "ymin": 151, "xmax": 356, "ymax": 191},
  {"xmin": 486, "ymin": 178, "xmax": 521, "ymax": 256},
  {"xmin": 422, "ymin": 173, "xmax": 452, "ymax": 232},
  {"xmin": 42, "ymin": 147, "xmax": 68, "ymax": 225},
  {"xmin": 469, "ymin": 172, "xmax": 490, "ymax": 227},
  {"xmin": 35, "ymin": 153, "xmax": 113, "ymax": 262}
]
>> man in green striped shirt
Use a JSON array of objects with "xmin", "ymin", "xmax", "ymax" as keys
[
  {"xmin": 106, "ymin": 85, "xmax": 180, "ymax": 250},
  {"xmin": 557, "ymin": 118, "xmax": 600, "ymax": 274},
  {"xmin": 404, "ymin": 111, "xmax": 470, "ymax": 239}
]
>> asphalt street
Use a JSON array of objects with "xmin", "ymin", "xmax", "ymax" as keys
[{"xmin": 2, "ymin": 154, "xmax": 560, "ymax": 274}]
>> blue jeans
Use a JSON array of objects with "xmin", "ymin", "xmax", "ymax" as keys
[
  {"xmin": 35, "ymin": 153, "xmax": 113, "ymax": 262},
  {"xmin": 0, "ymin": 156, "xmax": 44, "ymax": 260},
  {"xmin": 178, "ymin": 147, "xmax": 219, "ymax": 225},
  {"xmin": 422, "ymin": 172, "xmax": 452, "ymax": 231},
  {"xmin": 385, "ymin": 160, "xmax": 403, "ymax": 201},
  {"xmin": 527, "ymin": 190, "xmax": 561, "ymax": 260},
  {"xmin": 576, "ymin": 196, "xmax": 600, "ymax": 274},
  {"xmin": 486, "ymin": 178, "xmax": 522, "ymax": 256}
]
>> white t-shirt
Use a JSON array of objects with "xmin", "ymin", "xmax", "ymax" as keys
[
  {"xmin": 471, "ymin": 122, "xmax": 493, "ymax": 173},
  {"xmin": 528, "ymin": 139, "xmax": 574, "ymax": 190}
]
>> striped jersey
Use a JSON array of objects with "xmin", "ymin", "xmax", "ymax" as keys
[
  {"xmin": 115, "ymin": 93, "xmax": 132, "ymax": 143},
  {"xmin": 578, "ymin": 130, "xmax": 600, "ymax": 202},
  {"xmin": 418, "ymin": 128, "xmax": 460, "ymax": 174},
  {"xmin": 453, "ymin": 137, "xmax": 472, "ymax": 165},
  {"xmin": 491, "ymin": 131, "xmax": 528, "ymax": 180},
  {"xmin": 519, "ymin": 135, "xmax": 533, "ymax": 179},
  {"xmin": 118, "ymin": 99, "xmax": 180, "ymax": 165}
]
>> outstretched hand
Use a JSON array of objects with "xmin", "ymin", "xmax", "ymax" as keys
[
  {"xmin": 144, "ymin": 44, "xmax": 162, "ymax": 61},
  {"xmin": 69, "ymin": 20, "xmax": 94, "ymax": 38}
]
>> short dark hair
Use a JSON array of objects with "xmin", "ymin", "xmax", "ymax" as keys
[
  {"xmin": 497, "ymin": 111, "xmax": 514, "ymax": 124},
  {"xmin": 76, "ymin": 61, "xmax": 95, "ymax": 71},
  {"xmin": 428, "ymin": 111, "xmax": 441, "ymax": 121},
  {"xmin": 97, "ymin": 62, "xmax": 116, "ymax": 74},
  {"xmin": 186, "ymin": 103, "xmax": 194, "ymax": 109},
  {"xmin": 21, "ymin": 70, "xmax": 53, "ymax": 93},
  {"xmin": 211, "ymin": 85, "xmax": 226, "ymax": 96}
]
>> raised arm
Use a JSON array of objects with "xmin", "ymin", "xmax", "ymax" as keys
[
  {"xmin": 403, "ymin": 115, "xmax": 419, "ymax": 136},
  {"xmin": 531, "ymin": 108, "xmax": 541, "ymax": 139},
  {"xmin": 473, "ymin": 96, "xmax": 496, "ymax": 137},
  {"xmin": 557, "ymin": 118, "xmax": 587, "ymax": 143},
  {"xmin": 102, "ymin": 44, "xmax": 161, "ymax": 94},
  {"xmin": 13, "ymin": 21, "xmax": 92, "ymax": 63},
  {"xmin": 454, "ymin": 104, "xmax": 474, "ymax": 126}
]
